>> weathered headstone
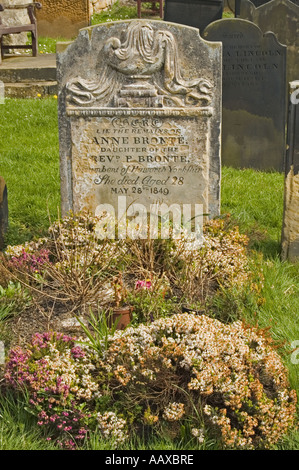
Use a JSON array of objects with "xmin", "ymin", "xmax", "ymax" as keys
[
  {"xmin": 164, "ymin": 0, "xmax": 224, "ymax": 34},
  {"xmin": 224, "ymin": 0, "xmax": 235, "ymax": 11},
  {"xmin": 0, "ymin": 176, "xmax": 8, "ymax": 249},
  {"xmin": 281, "ymin": 81, "xmax": 299, "ymax": 263},
  {"xmin": 204, "ymin": 18, "xmax": 286, "ymax": 171},
  {"xmin": 36, "ymin": 0, "xmax": 90, "ymax": 39},
  {"xmin": 57, "ymin": 20, "xmax": 222, "ymax": 230},
  {"xmin": 238, "ymin": 0, "xmax": 299, "ymax": 85},
  {"xmin": 235, "ymin": 0, "xmax": 299, "ymax": 17}
]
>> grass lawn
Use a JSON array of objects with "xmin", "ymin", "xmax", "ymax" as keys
[{"xmin": 0, "ymin": 98, "xmax": 60, "ymax": 245}]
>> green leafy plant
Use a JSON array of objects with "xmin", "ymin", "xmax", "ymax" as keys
[
  {"xmin": 76, "ymin": 309, "xmax": 120, "ymax": 354},
  {"xmin": 128, "ymin": 274, "xmax": 176, "ymax": 324},
  {"xmin": 0, "ymin": 281, "xmax": 31, "ymax": 319}
]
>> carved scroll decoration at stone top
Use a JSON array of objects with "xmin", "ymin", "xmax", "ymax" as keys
[{"xmin": 66, "ymin": 21, "xmax": 213, "ymax": 108}]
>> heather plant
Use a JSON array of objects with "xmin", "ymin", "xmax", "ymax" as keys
[
  {"xmin": 1, "ymin": 239, "xmax": 49, "ymax": 286},
  {"xmin": 7, "ymin": 248, "xmax": 50, "ymax": 274},
  {"xmin": 4, "ymin": 315, "xmax": 297, "ymax": 450},
  {"xmin": 93, "ymin": 314, "xmax": 297, "ymax": 450},
  {"xmin": 172, "ymin": 216, "xmax": 252, "ymax": 305},
  {"xmin": 1, "ymin": 212, "xmax": 254, "ymax": 317},
  {"xmin": 3, "ymin": 212, "xmax": 124, "ymax": 313},
  {"xmin": 5, "ymin": 238, "xmax": 49, "ymax": 261},
  {"xmin": 4, "ymin": 332, "xmax": 101, "ymax": 449}
]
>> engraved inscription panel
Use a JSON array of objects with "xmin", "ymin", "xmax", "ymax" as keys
[
  {"xmin": 204, "ymin": 18, "xmax": 286, "ymax": 171},
  {"xmin": 69, "ymin": 109, "xmax": 211, "ymax": 215},
  {"xmin": 239, "ymin": 0, "xmax": 299, "ymax": 84},
  {"xmin": 222, "ymin": 41, "xmax": 283, "ymax": 90}
]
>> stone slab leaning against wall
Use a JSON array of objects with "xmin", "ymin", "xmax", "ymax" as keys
[
  {"xmin": 1, "ymin": 0, "xmax": 32, "ymax": 47},
  {"xmin": 90, "ymin": 0, "xmax": 117, "ymax": 15}
]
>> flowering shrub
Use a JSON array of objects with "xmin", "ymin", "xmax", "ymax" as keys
[
  {"xmin": 47, "ymin": 211, "xmax": 122, "ymax": 269},
  {"xmin": 4, "ymin": 332, "xmax": 101, "ymax": 449},
  {"xmin": 173, "ymin": 217, "xmax": 251, "ymax": 305},
  {"xmin": 135, "ymin": 279, "xmax": 152, "ymax": 290},
  {"xmin": 5, "ymin": 238, "xmax": 49, "ymax": 259},
  {"xmin": 128, "ymin": 274, "xmax": 173, "ymax": 324},
  {"xmin": 2, "ymin": 212, "xmax": 254, "ymax": 315},
  {"xmin": 3, "ymin": 239, "xmax": 50, "ymax": 282},
  {"xmin": 7, "ymin": 248, "xmax": 51, "ymax": 274},
  {"xmin": 200, "ymin": 217, "xmax": 250, "ymax": 287},
  {"xmin": 3, "ymin": 315, "xmax": 297, "ymax": 449},
  {"xmin": 96, "ymin": 314, "xmax": 297, "ymax": 449},
  {"xmin": 96, "ymin": 412, "xmax": 128, "ymax": 447}
]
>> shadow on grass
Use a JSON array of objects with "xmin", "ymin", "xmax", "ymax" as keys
[{"xmin": 249, "ymin": 238, "xmax": 282, "ymax": 260}]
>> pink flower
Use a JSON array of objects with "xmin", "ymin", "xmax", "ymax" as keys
[
  {"xmin": 135, "ymin": 279, "xmax": 152, "ymax": 290},
  {"xmin": 71, "ymin": 346, "xmax": 85, "ymax": 359}
]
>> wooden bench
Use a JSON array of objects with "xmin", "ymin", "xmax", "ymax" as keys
[
  {"xmin": 134, "ymin": 0, "xmax": 163, "ymax": 18},
  {"xmin": 0, "ymin": 2, "xmax": 42, "ymax": 64}
]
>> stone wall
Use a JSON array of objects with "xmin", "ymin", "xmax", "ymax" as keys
[
  {"xmin": 90, "ymin": 0, "xmax": 117, "ymax": 15},
  {"xmin": 36, "ymin": 0, "xmax": 90, "ymax": 38}
]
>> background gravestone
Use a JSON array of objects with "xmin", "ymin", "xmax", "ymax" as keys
[
  {"xmin": 235, "ymin": 0, "xmax": 299, "ymax": 16},
  {"xmin": 204, "ymin": 18, "xmax": 286, "ymax": 171},
  {"xmin": 36, "ymin": 0, "xmax": 90, "ymax": 39},
  {"xmin": 238, "ymin": 0, "xmax": 299, "ymax": 85},
  {"xmin": 0, "ymin": 176, "xmax": 8, "ymax": 250},
  {"xmin": 224, "ymin": 0, "xmax": 235, "ymax": 11},
  {"xmin": 281, "ymin": 81, "xmax": 299, "ymax": 263},
  {"xmin": 163, "ymin": 0, "xmax": 224, "ymax": 34},
  {"xmin": 57, "ymin": 20, "xmax": 222, "ymax": 223}
]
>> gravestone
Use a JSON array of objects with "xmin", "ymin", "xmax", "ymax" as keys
[
  {"xmin": 204, "ymin": 18, "xmax": 286, "ymax": 171},
  {"xmin": 0, "ymin": 176, "xmax": 8, "ymax": 250},
  {"xmin": 235, "ymin": 0, "xmax": 299, "ymax": 16},
  {"xmin": 281, "ymin": 81, "xmax": 299, "ymax": 263},
  {"xmin": 57, "ymin": 20, "xmax": 222, "ymax": 230},
  {"xmin": 238, "ymin": 0, "xmax": 299, "ymax": 84},
  {"xmin": 224, "ymin": 0, "xmax": 235, "ymax": 11},
  {"xmin": 164, "ymin": 0, "xmax": 224, "ymax": 34},
  {"xmin": 36, "ymin": 0, "xmax": 90, "ymax": 39}
]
